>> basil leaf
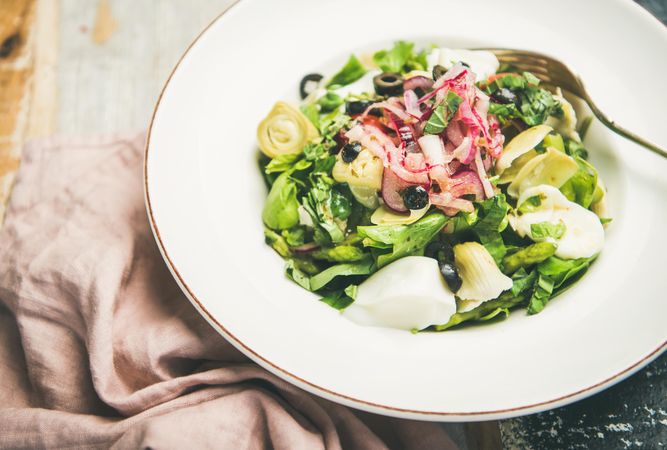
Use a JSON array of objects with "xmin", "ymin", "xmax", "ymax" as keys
[
  {"xmin": 527, "ymin": 273, "xmax": 555, "ymax": 314},
  {"xmin": 319, "ymin": 290, "xmax": 355, "ymax": 310},
  {"xmin": 285, "ymin": 259, "xmax": 311, "ymax": 290},
  {"xmin": 472, "ymin": 194, "xmax": 510, "ymax": 265},
  {"xmin": 423, "ymin": 91, "xmax": 462, "ymax": 135},
  {"xmin": 326, "ymin": 55, "xmax": 367, "ymax": 88},
  {"xmin": 530, "ymin": 221, "xmax": 566, "ymax": 240}
]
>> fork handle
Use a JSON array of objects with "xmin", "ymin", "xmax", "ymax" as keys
[{"xmin": 578, "ymin": 84, "xmax": 667, "ymax": 159}]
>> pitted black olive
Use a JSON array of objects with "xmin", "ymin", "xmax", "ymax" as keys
[
  {"xmin": 432, "ymin": 64, "xmax": 448, "ymax": 80},
  {"xmin": 299, "ymin": 73, "xmax": 323, "ymax": 99},
  {"xmin": 438, "ymin": 261, "xmax": 462, "ymax": 293},
  {"xmin": 401, "ymin": 185, "xmax": 429, "ymax": 210},
  {"xmin": 373, "ymin": 72, "xmax": 404, "ymax": 96},
  {"xmin": 341, "ymin": 142, "xmax": 362, "ymax": 163},
  {"xmin": 490, "ymin": 87, "xmax": 518, "ymax": 105}
]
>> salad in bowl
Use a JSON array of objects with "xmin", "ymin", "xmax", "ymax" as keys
[{"xmin": 257, "ymin": 41, "xmax": 609, "ymax": 332}]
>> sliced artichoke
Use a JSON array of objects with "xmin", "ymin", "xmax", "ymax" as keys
[
  {"xmin": 370, "ymin": 204, "xmax": 430, "ymax": 225},
  {"xmin": 497, "ymin": 149, "xmax": 538, "ymax": 185},
  {"xmin": 507, "ymin": 147, "xmax": 579, "ymax": 198},
  {"xmin": 332, "ymin": 148, "xmax": 383, "ymax": 190},
  {"xmin": 349, "ymin": 185, "xmax": 380, "ymax": 209},
  {"xmin": 454, "ymin": 242, "xmax": 513, "ymax": 312},
  {"xmin": 257, "ymin": 101, "xmax": 319, "ymax": 158},
  {"xmin": 590, "ymin": 176, "xmax": 609, "ymax": 222},
  {"xmin": 495, "ymin": 124, "xmax": 552, "ymax": 174},
  {"xmin": 546, "ymin": 89, "xmax": 581, "ymax": 142}
]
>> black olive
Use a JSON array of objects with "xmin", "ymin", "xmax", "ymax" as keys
[
  {"xmin": 439, "ymin": 261, "xmax": 462, "ymax": 293},
  {"xmin": 341, "ymin": 142, "xmax": 362, "ymax": 163},
  {"xmin": 373, "ymin": 72, "xmax": 404, "ymax": 96},
  {"xmin": 401, "ymin": 185, "xmax": 429, "ymax": 210},
  {"xmin": 343, "ymin": 100, "xmax": 368, "ymax": 116},
  {"xmin": 299, "ymin": 73, "xmax": 323, "ymax": 99},
  {"xmin": 490, "ymin": 87, "xmax": 518, "ymax": 105},
  {"xmin": 432, "ymin": 64, "xmax": 448, "ymax": 80},
  {"xmin": 459, "ymin": 61, "xmax": 470, "ymax": 68}
]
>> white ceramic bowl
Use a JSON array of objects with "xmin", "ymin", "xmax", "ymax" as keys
[{"xmin": 145, "ymin": 0, "xmax": 667, "ymax": 420}]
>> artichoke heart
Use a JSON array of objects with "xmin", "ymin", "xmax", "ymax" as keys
[
  {"xmin": 454, "ymin": 242, "xmax": 513, "ymax": 312},
  {"xmin": 546, "ymin": 89, "xmax": 581, "ymax": 142},
  {"xmin": 257, "ymin": 101, "xmax": 319, "ymax": 158},
  {"xmin": 370, "ymin": 204, "xmax": 430, "ymax": 225},
  {"xmin": 495, "ymin": 124, "xmax": 552, "ymax": 174},
  {"xmin": 332, "ymin": 148, "xmax": 383, "ymax": 190},
  {"xmin": 507, "ymin": 147, "xmax": 579, "ymax": 198}
]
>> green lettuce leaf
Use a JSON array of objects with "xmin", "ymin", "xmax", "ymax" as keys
[
  {"xmin": 326, "ymin": 55, "xmax": 367, "ymax": 88},
  {"xmin": 372, "ymin": 41, "xmax": 428, "ymax": 73},
  {"xmin": 262, "ymin": 171, "xmax": 300, "ymax": 230},
  {"xmin": 309, "ymin": 257, "xmax": 374, "ymax": 291},
  {"xmin": 560, "ymin": 156, "xmax": 597, "ymax": 208},
  {"xmin": 358, "ymin": 212, "xmax": 448, "ymax": 267},
  {"xmin": 433, "ymin": 291, "xmax": 526, "ymax": 331}
]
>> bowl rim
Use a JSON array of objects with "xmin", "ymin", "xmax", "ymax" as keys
[{"xmin": 144, "ymin": 0, "xmax": 667, "ymax": 420}]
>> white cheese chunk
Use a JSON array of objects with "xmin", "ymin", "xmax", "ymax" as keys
[
  {"xmin": 344, "ymin": 256, "xmax": 456, "ymax": 331},
  {"xmin": 511, "ymin": 185, "xmax": 605, "ymax": 259}
]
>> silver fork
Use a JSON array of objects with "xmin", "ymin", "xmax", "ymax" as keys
[{"xmin": 481, "ymin": 48, "xmax": 667, "ymax": 159}]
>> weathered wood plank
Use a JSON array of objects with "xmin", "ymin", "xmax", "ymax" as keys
[{"xmin": 0, "ymin": 0, "xmax": 34, "ymax": 223}]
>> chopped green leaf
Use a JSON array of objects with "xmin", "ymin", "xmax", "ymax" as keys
[
  {"xmin": 358, "ymin": 212, "xmax": 448, "ymax": 267},
  {"xmin": 517, "ymin": 195, "xmax": 542, "ymax": 214},
  {"xmin": 264, "ymin": 228, "xmax": 291, "ymax": 258},
  {"xmin": 309, "ymin": 258, "xmax": 374, "ymax": 291},
  {"xmin": 344, "ymin": 284, "xmax": 358, "ymax": 300},
  {"xmin": 285, "ymin": 259, "xmax": 311, "ymax": 290},
  {"xmin": 317, "ymin": 92, "xmax": 344, "ymax": 113},
  {"xmin": 472, "ymin": 194, "xmax": 510, "ymax": 265},
  {"xmin": 319, "ymin": 291, "xmax": 355, "ymax": 310},
  {"xmin": 527, "ymin": 273, "xmax": 554, "ymax": 314},
  {"xmin": 326, "ymin": 55, "xmax": 367, "ymax": 88},
  {"xmin": 433, "ymin": 291, "xmax": 526, "ymax": 331},
  {"xmin": 510, "ymin": 267, "xmax": 538, "ymax": 296},
  {"xmin": 530, "ymin": 221, "xmax": 566, "ymax": 240},
  {"xmin": 423, "ymin": 91, "xmax": 462, "ymax": 135}
]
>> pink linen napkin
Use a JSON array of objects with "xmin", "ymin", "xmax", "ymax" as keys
[{"xmin": 0, "ymin": 133, "xmax": 460, "ymax": 449}]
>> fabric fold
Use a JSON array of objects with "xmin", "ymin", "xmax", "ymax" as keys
[{"xmin": 0, "ymin": 133, "xmax": 459, "ymax": 450}]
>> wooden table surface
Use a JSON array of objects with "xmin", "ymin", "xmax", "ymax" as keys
[{"xmin": 1, "ymin": 1, "xmax": 665, "ymax": 449}]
